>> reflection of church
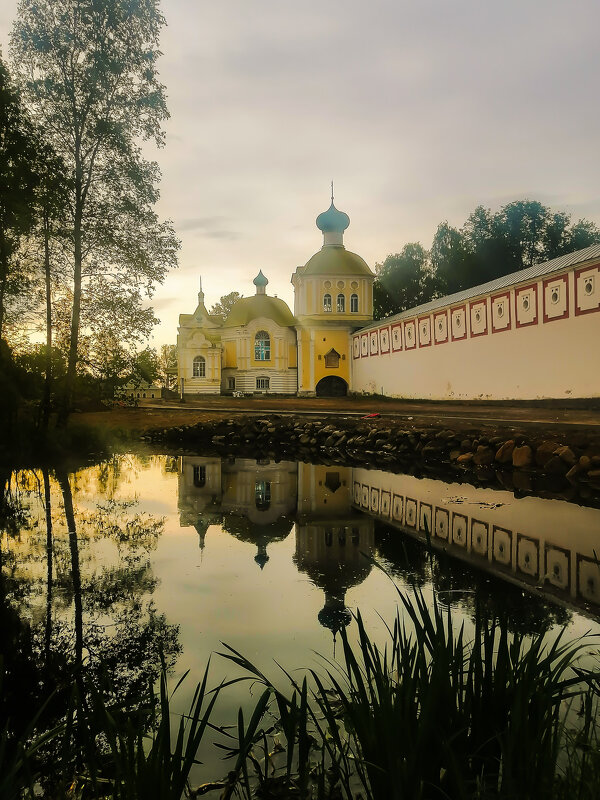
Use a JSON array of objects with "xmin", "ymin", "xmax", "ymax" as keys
[
  {"xmin": 176, "ymin": 196, "xmax": 374, "ymax": 397},
  {"xmin": 177, "ymin": 457, "xmax": 374, "ymax": 631}
]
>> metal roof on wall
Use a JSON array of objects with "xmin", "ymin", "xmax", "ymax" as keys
[{"xmin": 357, "ymin": 243, "xmax": 600, "ymax": 333}]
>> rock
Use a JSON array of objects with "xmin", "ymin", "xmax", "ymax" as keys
[
  {"xmin": 460, "ymin": 439, "xmax": 472, "ymax": 451},
  {"xmin": 449, "ymin": 449, "xmax": 461, "ymax": 461},
  {"xmin": 512, "ymin": 445, "xmax": 533, "ymax": 468},
  {"xmin": 473, "ymin": 448, "xmax": 494, "ymax": 466},
  {"xmin": 565, "ymin": 465, "xmax": 580, "ymax": 482},
  {"xmin": 535, "ymin": 440, "xmax": 560, "ymax": 467},
  {"xmin": 544, "ymin": 455, "xmax": 568, "ymax": 475},
  {"xmin": 457, "ymin": 452, "xmax": 474, "ymax": 464},
  {"xmin": 495, "ymin": 440, "xmax": 515, "ymax": 464},
  {"xmin": 554, "ymin": 445, "xmax": 576, "ymax": 466},
  {"xmin": 588, "ymin": 469, "xmax": 600, "ymax": 479},
  {"xmin": 579, "ymin": 455, "xmax": 592, "ymax": 470},
  {"xmin": 512, "ymin": 471, "xmax": 532, "ymax": 492}
]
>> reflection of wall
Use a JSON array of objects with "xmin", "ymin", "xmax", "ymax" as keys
[{"xmin": 353, "ymin": 467, "xmax": 600, "ymax": 610}]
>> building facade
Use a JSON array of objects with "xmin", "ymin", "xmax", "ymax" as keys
[{"xmin": 177, "ymin": 200, "xmax": 600, "ymax": 400}]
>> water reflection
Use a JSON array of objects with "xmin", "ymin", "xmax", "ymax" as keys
[{"xmin": 353, "ymin": 467, "xmax": 600, "ymax": 614}]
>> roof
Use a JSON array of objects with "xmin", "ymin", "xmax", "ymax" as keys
[
  {"xmin": 359, "ymin": 243, "xmax": 600, "ymax": 331},
  {"xmin": 224, "ymin": 294, "xmax": 296, "ymax": 327},
  {"xmin": 301, "ymin": 246, "xmax": 374, "ymax": 277}
]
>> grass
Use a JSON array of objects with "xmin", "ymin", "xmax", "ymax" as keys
[{"xmin": 4, "ymin": 579, "xmax": 600, "ymax": 799}]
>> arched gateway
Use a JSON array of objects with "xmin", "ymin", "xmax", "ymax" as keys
[{"xmin": 316, "ymin": 376, "xmax": 348, "ymax": 397}]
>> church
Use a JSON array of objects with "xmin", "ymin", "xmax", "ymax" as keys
[
  {"xmin": 177, "ymin": 197, "xmax": 600, "ymax": 401},
  {"xmin": 176, "ymin": 197, "xmax": 375, "ymax": 397}
]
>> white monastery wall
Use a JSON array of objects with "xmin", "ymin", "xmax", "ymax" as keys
[{"xmin": 352, "ymin": 261, "xmax": 600, "ymax": 400}]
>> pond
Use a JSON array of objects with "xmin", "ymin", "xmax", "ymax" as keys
[{"xmin": 2, "ymin": 451, "xmax": 600, "ymax": 785}]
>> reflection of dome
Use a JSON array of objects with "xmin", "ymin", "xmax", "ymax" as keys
[
  {"xmin": 302, "ymin": 247, "xmax": 372, "ymax": 277},
  {"xmin": 318, "ymin": 593, "xmax": 352, "ymax": 635},
  {"xmin": 223, "ymin": 514, "xmax": 294, "ymax": 569},
  {"xmin": 224, "ymin": 294, "xmax": 296, "ymax": 327},
  {"xmin": 316, "ymin": 202, "xmax": 350, "ymax": 233}
]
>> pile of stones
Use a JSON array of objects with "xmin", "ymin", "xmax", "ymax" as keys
[{"xmin": 142, "ymin": 415, "xmax": 600, "ymax": 506}]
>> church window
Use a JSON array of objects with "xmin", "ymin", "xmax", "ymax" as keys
[
  {"xmin": 193, "ymin": 356, "xmax": 206, "ymax": 377},
  {"xmin": 256, "ymin": 377, "xmax": 270, "ymax": 390},
  {"xmin": 337, "ymin": 293, "xmax": 345, "ymax": 312},
  {"xmin": 324, "ymin": 348, "xmax": 340, "ymax": 368},
  {"xmin": 193, "ymin": 465, "xmax": 206, "ymax": 487},
  {"xmin": 323, "ymin": 293, "xmax": 332, "ymax": 312},
  {"xmin": 255, "ymin": 480, "xmax": 271, "ymax": 510},
  {"xmin": 551, "ymin": 287, "xmax": 560, "ymax": 304},
  {"xmin": 350, "ymin": 294, "xmax": 359, "ymax": 312},
  {"xmin": 584, "ymin": 276, "xmax": 594, "ymax": 295},
  {"xmin": 254, "ymin": 330, "xmax": 270, "ymax": 360}
]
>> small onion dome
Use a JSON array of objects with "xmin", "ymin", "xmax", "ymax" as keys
[
  {"xmin": 316, "ymin": 202, "xmax": 350, "ymax": 234},
  {"xmin": 253, "ymin": 270, "xmax": 269, "ymax": 288}
]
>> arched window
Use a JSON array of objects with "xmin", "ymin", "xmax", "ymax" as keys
[
  {"xmin": 350, "ymin": 293, "xmax": 359, "ymax": 312},
  {"xmin": 254, "ymin": 330, "xmax": 270, "ymax": 360},
  {"xmin": 337, "ymin": 293, "xmax": 345, "ymax": 312},
  {"xmin": 324, "ymin": 348, "xmax": 340, "ymax": 368},
  {"xmin": 193, "ymin": 355, "xmax": 206, "ymax": 377},
  {"xmin": 323, "ymin": 293, "xmax": 332, "ymax": 312}
]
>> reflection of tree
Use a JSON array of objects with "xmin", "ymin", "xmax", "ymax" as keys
[
  {"xmin": 0, "ymin": 460, "xmax": 181, "ymax": 789},
  {"xmin": 374, "ymin": 521, "xmax": 430, "ymax": 589}
]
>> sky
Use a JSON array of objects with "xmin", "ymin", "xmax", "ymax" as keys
[{"xmin": 1, "ymin": 0, "xmax": 600, "ymax": 347}]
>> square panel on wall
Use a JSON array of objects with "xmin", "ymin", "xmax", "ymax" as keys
[
  {"xmin": 353, "ymin": 481, "xmax": 361, "ymax": 505},
  {"xmin": 575, "ymin": 265, "xmax": 600, "ymax": 315},
  {"xmin": 419, "ymin": 502, "xmax": 432, "ymax": 534},
  {"xmin": 451, "ymin": 305, "xmax": 467, "ymax": 341},
  {"xmin": 515, "ymin": 283, "xmax": 538, "ymax": 327},
  {"xmin": 353, "ymin": 336, "xmax": 361, "ymax": 358},
  {"xmin": 452, "ymin": 513, "xmax": 468, "ymax": 547},
  {"xmin": 370, "ymin": 487, "xmax": 380, "ymax": 513},
  {"xmin": 418, "ymin": 316, "xmax": 432, "ymax": 347},
  {"xmin": 471, "ymin": 519, "xmax": 489, "ymax": 556},
  {"xmin": 380, "ymin": 490, "xmax": 391, "ymax": 517},
  {"xmin": 491, "ymin": 292, "xmax": 511, "ymax": 332},
  {"xmin": 369, "ymin": 330, "xmax": 379, "ymax": 355},
  {"xmin": 361, "ymin": 484, "xmax": 369, "ymax": 508},
  {"xmin": 392, "ymin": 494, "xmax": 404, "ymax": 523},
  {"xmin": 434, "ymin": 311, "xmax": 448, "ymax": 344},
  {"xmin": 391, "ymin": 323, "xmax": 403, "ymax": 351},
  {"xmin": 404, "ymin": 320, "xmax": 417, "ymax": 350},
  {"xmin": 545, "ymin": 545, "xmax": 570, "ymax": 591},
  {"xmin": 543, "ymin": 274, "xmax": 569, "ymax": 322},
  {"xmin": 379, "ymin": 326, "xmax": 390, "ymax": 353},
  {"xmin": 517, "ymin": 534, "xmax": 539, "ymax": 578},
  {"xmin": 492, "ymin": 526, "xmax": 512, "ymax": 566},
  {"xmin": 434, "ymin": 507, "xmax": 449, "ymax": 539},
  {"xmin": 577, "ymin": 554, "xmax": 600, "ymax": 605},
  {"xmin": 361, "ymin": 334, "xmax": 369, "ymax": 356},
  {"xmin": 469, "ymin": 300, "xmax": 488, "ymax": 337},
  {"xmin": 405, "ymin": 497, "xmax": 417, "ymax": 528}
]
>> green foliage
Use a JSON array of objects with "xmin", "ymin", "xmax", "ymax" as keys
[
  {"xmin": 210, "ymin": 291, "xmax": 242, "ymax": 321},
  {"xmin": 374, "ymin": 199, "xmax": 600, "ymax": 318}
]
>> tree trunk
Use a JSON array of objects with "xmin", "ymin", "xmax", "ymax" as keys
[
  {"xmin": 57, "ymin": 471, "xmax": 83, "ymax": 674},
  {"xmin": 57, "ymin": 178, "xmax": 83, "ymax": 427},
  {"xmin": 41, "ymin": 210, "xmax": 52, "ymax": 432},
  {"xmin": 43, "ymin": 468, "xmax": 53, "ymax": 678}
]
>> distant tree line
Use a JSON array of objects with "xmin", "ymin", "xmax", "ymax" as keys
[
  {"xmin": 0, "ymin": 0, "xmax": 178, "ymax": 436},
  {"xmin": 374, "ymin": 200, "xmax": 600, "ymax": 319}
]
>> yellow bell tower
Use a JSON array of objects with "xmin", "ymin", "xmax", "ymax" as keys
[{"xmin": 291, "ymin": 192, "xmax": 374, "ymax": 396}]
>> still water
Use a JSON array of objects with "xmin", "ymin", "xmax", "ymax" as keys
[{"xmin": 3, "ymin": 452, "xmax": 600, "ymax": 781}]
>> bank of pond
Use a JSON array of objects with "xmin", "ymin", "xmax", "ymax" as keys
[{"xmin": 1, "ymin": 451, "xmax": 599, "ymax": 798}]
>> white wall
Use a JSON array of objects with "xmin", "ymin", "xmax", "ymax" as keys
[{"xmin": 351, "ymin": 262, "xmax": 600, "ymax": 400}]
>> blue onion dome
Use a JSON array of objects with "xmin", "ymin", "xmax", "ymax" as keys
[
  {"xmin": 316, "ymin": 202, "xmax": 350, "ymax": 234},
  {"xmin": 253, "ymin": 270, "xmax": 269, "ymax": 288}
]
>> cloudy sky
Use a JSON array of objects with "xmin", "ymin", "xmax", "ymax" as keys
[{"xmin": 1, "ymin": 0, "xmax": 599, "ymax": 346}]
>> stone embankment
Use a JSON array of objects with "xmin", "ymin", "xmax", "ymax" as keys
[{"xmin": 143, "ymin": 415, "xmax": 600, "ymax": 506}]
